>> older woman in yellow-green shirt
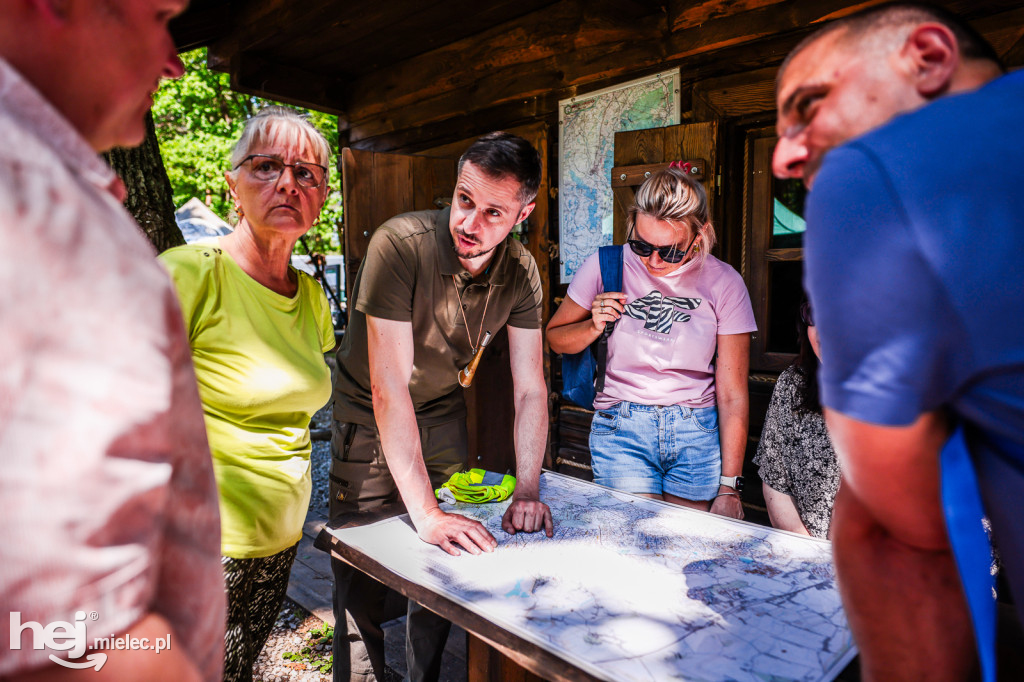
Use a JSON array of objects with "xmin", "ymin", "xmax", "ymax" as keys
[{"xmin": 160, "ymin": 106, "xmax": 334, "ymax": 682}]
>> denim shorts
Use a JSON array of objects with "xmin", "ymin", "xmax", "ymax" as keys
[{"xmin": 589, "ymin": 401, "xmax": 722, "ymax": 500}]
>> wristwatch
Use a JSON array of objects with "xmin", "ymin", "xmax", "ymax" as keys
[{"xmin": 720, "ymin": 475, "xmax": 744, "ymax": 492}]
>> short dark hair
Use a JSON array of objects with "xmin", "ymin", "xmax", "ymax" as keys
[
  {"xmin": 457, "ymin": 132, "xmax": 542, "ymax": 205},
  {"xmin": 780, "ymin": 2, "xmax": 1004, "ymax": 83}
]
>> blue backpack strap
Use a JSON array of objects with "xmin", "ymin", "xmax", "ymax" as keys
[
  {"xmin": 941, "ymin": 425, "xmax": 996, "ymax": 682},
  {"xmin": 593, "ymin": 245, "xmax": 624, "ymax": 393},
  {"xmin": 598, "ymin": 244, "xmax": 623, "ymax": 292}
]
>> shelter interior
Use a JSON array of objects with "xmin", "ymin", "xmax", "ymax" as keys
[{"xmin": 172, "ymin": 0, "xmax": 1024, "ymax": 520}]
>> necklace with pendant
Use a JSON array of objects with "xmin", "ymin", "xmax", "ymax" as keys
[{"xmin": 452, "ymin": 274, "xmax": 493, "ymax": 387}]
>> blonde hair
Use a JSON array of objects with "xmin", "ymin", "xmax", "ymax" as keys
[
  {"xmin": 227, "ymin": 106, "xmax": 331, "ymax": 182},
  {"xmin": 627, "ymin": 167, "xmax": 716, "ymax": 266}
]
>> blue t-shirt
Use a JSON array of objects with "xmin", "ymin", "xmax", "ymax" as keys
[{"xmin": 804, "ymin": 70, "xmax": 1024, "ymax": 456}]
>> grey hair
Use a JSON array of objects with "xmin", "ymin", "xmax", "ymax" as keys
[
  {"xmin": 627, "ymin": 167, "xmax": 716, "ymax": 267},
  {"xmin": 227, "ymin": 106, "xmax": 331, "ymax": 182}
]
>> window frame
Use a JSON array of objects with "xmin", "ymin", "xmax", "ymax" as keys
[{"xmin": 743, "ymin": 127, "xmax": 805, "ymax": 372}]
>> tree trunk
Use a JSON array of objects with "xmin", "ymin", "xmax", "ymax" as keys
[{"xmin": 104, "ymin": 111, "xmax": 184, "ymax": 253}]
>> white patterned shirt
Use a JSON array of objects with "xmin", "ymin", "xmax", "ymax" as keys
[{"xmin": 0, "ymin": 57, "xmax": 224, "ymax": 679}]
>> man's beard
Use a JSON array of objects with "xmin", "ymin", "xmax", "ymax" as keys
[{"xmin": 452, "ymin": 229, "xmax": 499, "ymax": 260}]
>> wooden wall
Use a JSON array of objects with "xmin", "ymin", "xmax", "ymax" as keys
[
  {"xmin": 203, "ymin": 1, "xmax": 1024, "ymax": 155},
  {"xmin": 335, "ymin": 0, "xmax": 1024, "ymax": 152}
]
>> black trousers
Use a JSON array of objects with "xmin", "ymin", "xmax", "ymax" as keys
[{"xmin": 329, "ymin": 418, "xmax": 467, "ymax": 682}]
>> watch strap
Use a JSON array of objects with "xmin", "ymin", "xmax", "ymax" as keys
[{"xmin": 719, "ymin": 475, "xmax": 743, "ymax": 490}]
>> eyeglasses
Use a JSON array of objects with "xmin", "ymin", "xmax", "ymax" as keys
[
  {"xmin": 627, "ymin": 233, "xmax": 696, "ymax": 264},
  {"xmin": 799, "ymin": 301, "xmax": 815, "ymax": 327},
  {"xmin": 235, "ymin": 154, "xmax": 327, "ymax": 189}
]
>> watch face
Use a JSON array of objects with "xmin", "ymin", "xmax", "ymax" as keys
[{"xmin": 735, "ymin": 476, "xmax": 744, "ymax": 492}]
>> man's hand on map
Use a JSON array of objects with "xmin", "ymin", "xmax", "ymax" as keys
[
  {"xmin": 418, "ymin": 507, "xmax": 498, "ymax": 556},
  {"xmin": 710, "ymin": 491, "xmax": 744, "ymax": 520},
  {"xmin": 501, "ymin": 496, "xmax": 554, "ymax": 537}
]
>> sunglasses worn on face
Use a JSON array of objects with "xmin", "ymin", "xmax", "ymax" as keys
[{"xmin": 627, "ymin": 233, "xmax": 696, "ymax": 264}]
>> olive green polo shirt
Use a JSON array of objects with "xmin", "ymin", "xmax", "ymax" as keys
[{"xmin": 333, "ymin": 207, "xmax": 543, "ymax": 426}]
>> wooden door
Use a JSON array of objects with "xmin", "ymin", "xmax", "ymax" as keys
[
  {"xmin": 340, "ymin": 147, "xmax": 520, "ymax": 474},
  {"xmin": 341, "ymin": 148, "xmax": 456, "ymax": 298},
  {"xmin": 611, "ymin": 121, "xmax": 721, "ymax": 244},
  {"xmin": 743, "ymin": 128, "xmax": 807, "ymax": 373}
]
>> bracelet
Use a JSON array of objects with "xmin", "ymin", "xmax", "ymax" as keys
[{"xmin": 715, "ymin": 492, "xmax": 740, "ymax": 498}]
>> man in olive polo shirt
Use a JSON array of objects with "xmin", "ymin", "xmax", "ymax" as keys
[{"xmin": 330, "ymin": 132, "xmax": 554, "ymax": 682}]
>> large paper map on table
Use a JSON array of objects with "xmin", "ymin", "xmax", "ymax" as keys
[
  {"xmin": 326, "ymin": 472, "xmax": 856, "ymax": 682},
  {"xmin": 558, "ymin": 69, "xmax": 680, "ymax": 283}
]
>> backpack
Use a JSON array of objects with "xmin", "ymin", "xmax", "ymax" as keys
[{"xmin": 560, "ymin": 245, "xmax": 624, "ymax": 409}]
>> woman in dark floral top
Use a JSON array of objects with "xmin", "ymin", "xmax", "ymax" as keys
[{"xmin": 753, "ymin": 301, "xmax": 839, "ymax": 538}]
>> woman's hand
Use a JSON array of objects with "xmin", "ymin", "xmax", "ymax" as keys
[
  {"xmin": 590, "ymin": 293, "xmax": 627, "ymax": 332},
  {"xmin": 547, "ymin": 292, "xmax": 628, "ymax": 354},
  {"xmin": 710, "ymin": 485, "xmax": 745, "ymax": 519}
]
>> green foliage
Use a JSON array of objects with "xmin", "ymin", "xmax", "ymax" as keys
[
  {"xmin": 153, "ymin": 48, "xmax": 342, "ymax": 254},
  {"xmin": 281, "ymin": 624, "xmax": 334, "ymax": 673}
]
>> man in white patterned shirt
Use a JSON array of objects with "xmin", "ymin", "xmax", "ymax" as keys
[{"xmin": 0, "ymin": 2, "xmax": 224, "ymax": 680}]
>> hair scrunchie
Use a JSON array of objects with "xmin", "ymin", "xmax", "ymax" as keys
[{"xmin": 668, "ymin": 160, "xmax": 692, "ymax": 174}]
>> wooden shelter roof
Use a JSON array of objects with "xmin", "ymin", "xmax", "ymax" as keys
[{"xmin": 172, "ymin": 0, "xmax": 1024, "ymax": 151}]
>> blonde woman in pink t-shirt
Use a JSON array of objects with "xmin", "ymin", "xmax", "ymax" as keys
[{"xmin": 548, "ymin": 167, "xmax": 756, "ymax": 519}]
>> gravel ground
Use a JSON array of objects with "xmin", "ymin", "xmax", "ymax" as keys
[
  {"xmin": 252, "ymin": 599, "xmax": 333, "ymax": 682},
  {"xmin": 307, "ymin": 407, "xmax": 332, "ymax": 513},
  {"xmin": 253, "ymin": 596, "xmax": 406, "ymax": 682}
]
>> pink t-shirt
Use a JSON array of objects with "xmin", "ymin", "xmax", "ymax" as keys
[{"xmin": 567, "ymin": 247, "xmax": 756, "ymax": 409}]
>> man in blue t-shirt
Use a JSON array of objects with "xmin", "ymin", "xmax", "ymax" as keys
[{"xmin": 773, "ymin": 3, "xmax": 1020, "ymax": 680}]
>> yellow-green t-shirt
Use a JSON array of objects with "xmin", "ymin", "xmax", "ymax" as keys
[{"xmin": 160, "ymin": 242, "xmax": 335, "ymax": 558}]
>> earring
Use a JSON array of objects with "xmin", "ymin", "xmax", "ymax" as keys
[{"xmin": 235, "ymin": 204, "xmax": 244, "ymax": 218}]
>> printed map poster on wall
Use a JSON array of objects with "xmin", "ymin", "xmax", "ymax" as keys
[{"xmin": 558, "ymin": 70, "xmax": 680, "ymax": 283}]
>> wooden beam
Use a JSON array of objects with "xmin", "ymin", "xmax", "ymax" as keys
[
  {"xmin": 348, "ymin": 98, "xmax": 554, "ymax": 153},
  {"xmin": 341, "ymin": 0, "xmax": 862, "ymax": 132},
  {"xmin": 610, "ymin": 161, "xmax": 706, "ymax": 187},
  {"xmin": 343, "ymin": 1, "xmax": 665, "ymax": 126},
  {"xmin": 765, "ymin": 248, "xmax": 804, "ymax": 262},
  {"xmin": 314, "ymin": 0, "xmax": 562, "ymax": 74},
  {"xmin": 668, "ymin": 0, "xmax": 787, "ymax": 32},
  {"xmin": 692, "ymin": 67, "xmax": 778, "ymax": 120},
  {"xmin": 228, "ymin": 52, "xmax": 347, "ymax": 115},
  {"xmin": 970, "ymin": 6, "xmax": 1024, "ymax": 63},
  {"xmin": 192, "ymin": 0, "xmax": 1024, "ymax": 142},
  {"xmin": 1003, "ymin": 32, "xmax": 1024, "ymax": 67},
  {"xmin": 664, "ymin": 0, "xmax": 882, "ymax": 61},
  {"xmin": 340, "ymin": 0, "xmax": 1022, "ymax": 143},
  {"xmin": 209, "ymin": 0, "xmax": 562, "ymax": 81},
  {"xmin": 340, "ymin": 27, "xmax": 795, "ymax": 150},
  {"xmin": 170, "ymin": 0, "xmax": 233, "ymax": 53},
  {"xmin": 212, "ymin": 0, "xmax": 351, "ymax": 54},
  {"xmin": 344, "ymin": 0, "xmax": 869, "ymax": 127}
]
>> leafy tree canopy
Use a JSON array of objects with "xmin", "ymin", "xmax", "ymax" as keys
[{"xmin": 153, "ymin": 48, "xmax": 342, "ymax": 254}]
